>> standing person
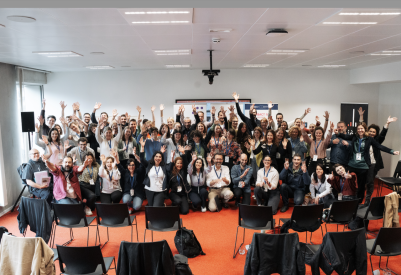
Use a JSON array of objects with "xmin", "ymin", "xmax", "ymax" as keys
[
  {"xmin": 137, "ymin": 126, "xmax": 163, "ymax": 161},
  {"xmin": 99, "ymin": 151, "xmax": 122, "ymax": 203},
  {"xmin": 247, "ymin": 127, "xmax": 264, "ymax": 183},
  {"xmin": 22, "ymin": 149, "xmax": 54, "ymax": 206},
  {"xmin": 227, "ymin": 106, "xmax": 239, "ymax": 131},
  {"xmin": 206, "ymin": 153, "xmax": 234, "ymax": 211},
  {"xmin": 232, "ymin": 92, "xmax": 258, "ymax": 133},
  {"xmin": 301, "ymin": 121, "xmax": 334, "ymax": 176},
  {"xmin": 231, "ymin": 154, "xmax": 253, "ymax": 206},
  {"xmin": 275, "ymin": 128, "xmax": 292, "ymax": 173},
  {"xmin": 67, "ymin": 137, "xmax": 95, "ymax": 166},
  {"xmin": 86, "ymin": 123, "xmax": 100, "ymax": 163},
  {"xmin": 309, "ymin": 163, "xmax": 334, "ymax": 208},
  {"xmin": 118, "ymin": 127, "xmax": 137, "ymax": 168},
  {"xmin": 328, "ymin": 121, "xmax": 351, "ymax": 171},
  {"xmin": 39, "ymin": 99, "xmax": 58, "ymax": 136},
  {"xmin": 288, "ymin": 126, "xmax": 307, "ymax": 161},
  {"xmin": 207, "ymin": 124, "xmax": 225, "ymax": 156},
  {"xmin": 267, "ymin": 101, "xmax": 311, "ymax": 131},
  {"xmin": 279, "ymin": 154, "xmax": 311, "ymax": 212},
  {"xmin": 328, "ymin": 164, "xmax": 358, "ymax": 201},
  {"xmin": 236, "ymin": 122, "xmax": 251, "ymax": 157},
  {"xmin": 78, "ymin": 152, "xmax": 100, "ymax": 215},
  {"xmin": 188, "ymin": 130, "xmax": 212, "ymax": 161},
  {"xmin": 338, "ymin": 122, "xmax": 400, "ymax": 203},
  {"xmin": 254, "ymin": 155, "xmax": 280, "ymax": 214},
  {"xmin": 249, "ymin": 130, "xmax": 278, "ymax": 169},
  {"xmin": 91, "ymin": 102, "xmax": 109, "ymax": 127},
  {"xmin": 187, "ymin": 153, "xmax": 213, "ymax": 212},
  {"xmin": 95, "ymin": 116, "xmax": 122, "ymax": 158},
  {"xmin": 221, "ymin": 129, "xmax": 242, "ymax": 170},
  {"xmin": 161, "ymin": 129, "xmax": 186, "ymax": 164}
]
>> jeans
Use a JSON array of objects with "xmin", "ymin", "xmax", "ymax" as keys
[
  {"xmin": 29, "ymin": 186, "xmax": 53, "ymax": 206},
  {"xmin": 254, "ymin": 187, "xmax": 281, "ymax": 214},
  {"xmin": 55, "ymin": 197, "xmax": 79, "ymax": 204},
  {"xmin": 144, "ymin": 190, "xmax": 166, "ymax": 207},
  {"xmin": 348, "ymin": 166, "xmax": 368, "ymax": 203},
  {"xmin": 169, "ymin": 192, "xmax": 189, "ymax": 215},
  {"xmin": 365, "ymin": 164, "xmax": 376, "ymax": 203},
  {"xmin": 100, "ymin": 191, "xmax": 122, "ymax": 203},
  {"xmin": 280, "ymin": 183, "xmax": 305, "ymax": 206},
  {"xmin": 80, "ymin": 184, "xmax": 96, "ymax": 210},
  {"xmin": 233, "ymin": 188, "xmax": 251, "ymax": 205},
  {"xmin": 122, "ymin": 193, "xmax": 143, "ymax": 211},
  {"xmin": 188, "ymin": 186, "xmax": 208, "ymax": 208}
]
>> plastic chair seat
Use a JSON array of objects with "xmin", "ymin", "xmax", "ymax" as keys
[
  {"xmin": 240, "ymin": 219, "xmax": 275, "ymax": 230},
  {"xmin": 51, "ymin": 248, "xmax": 58, "ymax": 262},
  {"xmin": 98, "ymin": 215, "xmax": 136, "ymax": 228},
  {"xmin": 148, "ymin": 219, "xmax": 182, "ymax": 232},
  {"xmin": 306, "ymin": 244, "xmax": 320, "ymax": 254},
  {"xmin": 378, "ymin": 177, "xmax": 401, "ymax": 186},
  {"xmin": 356, "ymin": 208, "xmax": 383, "ymax": 220},
  {"xmin": 279, "ymin": 218, "xmax": 290, "ymax": 224},
  {"xmin": 58, "ymin": 216, "xmax": 96, "ymax": 228},
  {"xmin": 366, "ymin": 239, "xmax": 375, "ymax": 254},
  {"xmin": 62, "ymin": 256, "xmax": 114, "ymax": 275}
]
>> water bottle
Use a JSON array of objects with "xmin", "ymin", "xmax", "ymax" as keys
[{"xmin": 239, "ymin": 246, "xmax": 246, "ymax": 255}]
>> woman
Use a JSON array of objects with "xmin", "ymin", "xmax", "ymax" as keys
[
  {"xmin": 280, "ymin": 121, "xmax": 289, "ymax": 138},
  {"xmin": 54, "ymin": 124, "xmax": 63, "ymax": 135},
  {"xmin": 288, "ymin": 126, "xmax": 307, "ymax": 161},
  {"xmin": 159, "ymin": 124, "xmax": 171, "ymax": 141},
  {"xmin": 247, "ymin": 127, "xmax": 264, "ymax": 182},
  {"xmin": 254, "ymin": 155, "xmax": 280, "ymax": 214},
  {"xmin": 196, "ymin": 122, "xmax": 207, "ymax": 139},
  {"xmin": 301, "ymin": 122, "xmax": 334, "ymax": 176},
  {"xmin": 96, "ymin": 116, "xmax": 122, "ymax": 158},
  {"xmin": 310, "ymin": 163, "xmax": 334, "ymax": 208},
  {"xmin": 161, "ymin": 129, "xmax": 186, "ymax": 164},
  {"xmin": 207, "ymin": 123, "xmax": 225, "ymax": 156},
  {"xmin": 117, "ymin": 154, "xmax": 145, "ymax": 213},
  {"xmin": 111, "ymin": 120, "xmax": 119, "ymax": 138},
  {"xmin": 99, "ymin": 152, "xmax": 122, "ymax": 203},
  {"xmin": 338, "ymin": 122, "xmax": 399, "ymax": 203},
  {"xmin": 328, "ymin": 164, "xmax": 357, "ymax": 200},
  {"xmin": 275, "ymin": 128, "xmax": 292, "ymax": 173},
  {"xmin": 236, "ymin": 122, "xmax": 250, "ymax": 158},
  {"xmin": 167, "ymin": 117, "xmax": 175, "ymax": 134},
  {"xmin": 189, "ymin": 130, "xmax": 212, "ymax": 161},
  {"xmin": 78, "ymin": 152, "xmax": 100, "ymax": 215},
  {"xmin": 221, "ymin": 129, "xmax": 242, "ymax": 169},
  {"xmin": 188, "ymin": 153, "xmax": 213, "ymax": 212},
  {"xmin": 139, "ymin": 138, "xmax": 168, "ymax": 207},
  {"xmin": 118, "ymin": 127, "xmax": 137, "ymax": 168},
  {"xmin": 249, "ymin": 130, "xmax": 278, "ymax": 169},
  {"xmin": 86, "ymin": 123, "xmax": 100, "ymax": 163}
]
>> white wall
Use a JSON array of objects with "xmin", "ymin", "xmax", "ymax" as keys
[{"xmin": 44, "ymin": 69, "xmax": 380, "ymax": 128}]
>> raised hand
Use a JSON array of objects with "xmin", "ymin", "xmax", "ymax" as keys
[
  {"xmin": 394, "ymin": 151, "xmax": 400, "ymax": 155},
  {"xmin": 332, "ymin": 138, "xmax": 340, "ymax": 145},
  {"xmin": 134, "ymin": 154, "xmax": 141, "ymax": 163},
  {"xmin": 250, "ymin": 104, "xmax": 255, "ymax": 113},
  {"xmin": 192, "ymin": 104, "xmax": 197, "ymax": 114},
  {"xmin": 139, "ymin": 137, "xmax": 146, "ymax": 147},
  {"xmin": 222, "ymin": 129, "xmax": 227, "ymax": 138},
  {"xmin": 244, "ymin": 142, "xmax": 250, "ymax": 150},
  {"xmin": 42, "ymin": 135, "xmax": 49, "ymax": 144},
  {"xmin": 358, "ymin": 107, "xmax": 365, "ymax": 116},
  {"xmin": 151, "ymin": 105, "xmax": 156, "ymax": 112},
  {"xmin": 116, "ymin": 116, "xmax": 121, "ymax": 124},
  {"xmin": 136, "ymin": 106, "xmax": 141, "ymax": 113},
  {"xmin": 100, "ymin": 154, "xmax": 106, "ymax": 163},
  {"xmin": 334, "ymin": 128, "xmax": 339, "ymax": 135},
  {"xmin": 299, "ymin": 121, "xmax": 305, "ymax": 131},
  {"xmin": 160, "ymin": 145, "xmax": 167, "ymax": 154},
  {"xmin": 192, "ymin": 153, "xmax": 198, "ymax": 162},
  {"xmin": 70, "ymin": 114, "xmax": 79, "ymax": 121},
  {"xmin": 60, "ymin": 101, "xmax": 67, "ymax": 109},
  {"xmin": 160, "ymin": 104, "xmax": 164, "ymax": 111},
  {"xmin": 328, "ymin": 171, "xmax": 334, "ymax": 180},
  {"xmin": 112, "ymin": 109, "xmax": 118, "ymax": 118},
  {"xmin": 387, "ymin": 116, "xmax": 398, "ymax": 124},
  {"xmin": 344, "ymin": 171, "xmax": 352, "ymax": 179},
  {"xmin": 211, "ymin": 106, "xmax": 216, "ymax": 116},
  {"xmin": 330, "ymin": 121, "xmax": 335, "ymax": 131},
  {"xmin": 177, "ymin": 145, "xmax": 185, "ymax": 154},
  {"xmin": 133, "ymin": 147, "xmax": 137, "ymax": 156},
  {"xmin": 184, "ymin": 145, "xmax": 192, "ymax": 151},
  {"xmin": 140, "ymin": 123, "xmax": 147, "ymax": 134},
  {"xmin": 268, "ymin": 116, "xmax": 273, "ymax": 125},
  {"xmin": 171, "ymin": 150, "xmax": 176, "ymax": 160},
  {"xmin": 35, "ymin": 123, "xmax": 40, "ymax": 133},
  {"xmin": 305, "ymin": 108, "xmax": 311, "ymax": 115},
  {"xmin": 110, "ymin": 149, "xmax": 118, "ymax": 159},
  {"xmin": 284, "ymin": 161, "xmax": 289, "ymax": 170},
  {"xmin": 37, "ymin": 115, "xmax": 44, "ymax": 125},
  {"xmin": 64, "ymin": 140, "xmax": 71, "ymax": 150},
  {"xmin": 206, "ymin": 155, "xmax": 212, "ymax": 164},
  {"xmin": 59, "ymin": 117, "xmax": 68, "ymax": 125},
  {"xmin": 323, "ymin": 111, "xmax": 330, "ymax": 120},
  {"xmin": 248, "ymin": 138, "xmax": 255, "ymax": 147},
  {"xmin": 72, "ymin": 102, "xmax": 78, "ymax": 111},
  {"xmin": 300, "ymin": 135, "xmax": 304, "ymax": 142},
  {"xmin": 72, "ymin": 154, "xmax": 77, "ymax": 164},
  {"xmin": 315, "ymin": 116, "xmax": 320, "ymax": 123},
  {"xmin": 228, "ymin": 105, "xmax": 235, "ymax": 113},
  {"xmin": 267, "ymin": 101, "xmax": 274, "ymax": 109},
  {"xmin": 301, "ymin": 163, "xmax": 307, "ymax": 173},
  {"xmin": 41, "ymin": 154, "xmax": 49, "ymax": 162},
  {"xmin": 232, "ymin": 92, "xmax": 240, "ymax": 102},
  {"xmin": 42, "ymin": 98, "xmax": 46, "ymax": 108},
  {"xmin": 94, "ymin": 102, "xmax": 102, "ymax": 110},
  {"xmin": 220, "ymin": 106, "xmax": 226, "ymax": 116},
  {"xmin": 341, "ymin": 140, "xmax": 349, "ymax": 146}
]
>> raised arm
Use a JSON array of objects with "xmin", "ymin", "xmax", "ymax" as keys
[
  {"xmin": 59, "ymin": 118, "xmax": 70, "ymax": 143},
  {"xmin": 358, "ymin": 107, "xmax": 365, "ymax": 122},
  {"xmin": 288, "ymin": 108, "xmax": 310, "ymax": 128},
  {"xmin": 160, "ymin": 104, "xmax": 164, "ymax": 124},
  {"xmin": 60, "ymin": 101, "xmax": 67, "ymax": 120},
  {"xmin": 151, "ymin": 105, "xmax": 156, "ymax": 127},
  {"xmin": 232, "ymin": 92, "xmax": 249, "ymax": 123},
  {"xmin": 113, "ymin": 116, "xmax": 123, "ymax": 142},
  {"xmin": 300, "ymin": 123, "xmax": 312, "ymax": 145},
  {"xmin": 95, "ymin": 117, "xmax": 104, "ymax": 144},
  {"xmin": 34, "ymin": 123, "xmax": 46, "ymax": 150}
]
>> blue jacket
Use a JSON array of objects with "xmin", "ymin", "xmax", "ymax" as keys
[
  {"xmin": 328, "ymin": 134, "xmax": 352, "ymax": 166},
  {"xmin": 136, "ymin": 134, "xmax": 162, "ymax": 161},
  {"xmin": 231, "ymin": 164, "xmax": 253, "ymax": 193},
  {"xmin": 279, "ymin": 163, "xmax": 311, "ymax": 190}
]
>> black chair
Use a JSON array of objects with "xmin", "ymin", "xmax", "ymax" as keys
[
  {"xmin": 279, "ymin": 204, "xmax": 324, "ymax": 244},
  {"xmin": 144, "ymin": 206, "xmax": 182, "ymax": 242},
  {"xmin": 356, "ymin": 196, "xmax": 385, "ymax": 236},
  {"xmin": 57, "ymin": 245, "xmax": 116, "ymax": 275},
  {"xmin": 366, "ymin": 227, "xmax": 401, "ymax": 274},
  {"xmin": 95, "ymin": 203, "xmax": 138, "ymax": 249},
  {"xmin": 51, "ymin": 203, "xmax": 97, "ymax": 248},
  {"xmin": 377, "ymin": 160, "xmax": 401, "ymax": 196},
  {"xmin": 233, "ymin": 204, "xmax": 275, "ymax": 258},
  {"xmin": 324, "ymin": 199, "xmax": 359, "ymax": 232}
]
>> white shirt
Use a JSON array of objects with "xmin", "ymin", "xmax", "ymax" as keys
[
  {"xmin": 99, "ymin": 165, "xmax": 121, "ymax": 194},
  {"xmin": 310, "ymin": 173, "xmax": 332, "ymax": 199},
  {"xmin": 206, "ymin": 165, "xmax": 230, "ymax": 187},
  {"xmin": 95, "ymin": 124, "xmax": 122, "ymax": 158},
  {"xmin": 369, "ymin": 146, "xmax": 376, "ymax": 164},
  {"xmin": 256, "ymin": 167, "xmax": 279, "ymax": 190},
  {"xmin": 64, "ymin": 173, "xmax": 77, "ymax": 199},
  {"xmin": 145, "ymin": 166, "xmax": 166, "ymax": 192}
]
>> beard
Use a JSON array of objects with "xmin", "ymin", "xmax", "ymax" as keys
[{"xmin": 62, "ymin": 165, "xmax": 72, "ymax": 172}]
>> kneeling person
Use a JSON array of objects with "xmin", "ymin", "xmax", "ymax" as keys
[{"xmin": 231, "ymin": 154, "xmax": 253, "ymax": 206}]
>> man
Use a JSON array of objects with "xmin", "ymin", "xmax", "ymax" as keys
[
  {"xmin": 232, "ymin": 92, "xmax": 256, "ymax": 134},
  {"xmin": 279, "ymin": 154, "xmax": 311, "ymax": 212},
  {"xmin": 91, "ymin": 102, "xmax": 109, "ymax": 127},
  {"xmin": 137, "ymin": 126, "xmax": 162, "ymax": 161},
  {"xmin": 231, "ymin": 154, "xmax": 253, "ymax": 206},
  {"xmin": 176, "ymin": 105, "xmax": 201, "ymax": 143},
  {"xmin": 44, "ymin": 155, "xmax": 89, "ymax": 204},
  {"xmin": 268, "ymin": 101, "xmax": 311, "ymax": 130},
  {"xmin": 67, "ymin": 137, "xmax": 95, "ymax": 165},
  {"xmin": 39, "ymin": 99, "xmax": 56, "ymax": 136},
  {"xmin": 206, "ymin": 153, "xmax": 234, "ymax": 211},
  {"xmin": 180, "ymin": 108, "xmax": 213, "ymax": 129},
  {"xmin": 129, "ymin": 119, "xmax": 140, "ymax": 140},
  {"xmin": 328, "ymin": 121, "xmax": 351, "ymax": 171},
  {"xmin": 22, "ymin": 149, "xmax": 53, "ymax": 205},
  {"xmin": 83, "ymin": 113, "xmax": 91, "ymax": 125}
]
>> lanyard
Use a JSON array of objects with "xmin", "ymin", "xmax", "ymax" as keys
[
  {"xmin": 108, "ymin": 171, "xmax": 113, "ymax": 181},
  {"xmin": 130, "ymin": 175, "xmax": 135, "ymax": 188},
  {"xmin": 291, "ymin": 138, "xmax": 299, "ymax": 148},
  {"xmin": 225, "ymin": 140, "xmax": 233, "ymax": 155},
  {"xmin": 358, "ymin": 138, "xmax": 363, "ymax": 153},
  {"xmin": 315, "ymin": 140, "xmax": 322, "ymax": 154},
  {"xmin": 266, "ymin": 144, "xmax": 272, "ymax": 154},
  {"xmin": 197, "ymin": 172, "xmax": 201, "ymax": 185},
  {"xmin": 214, "ymin": 137, "xmax": 219, "ymax": 148},
  {"xmin": 76, "ymin": 133, "xmax": 80, "ymax": 139},
  {"xmin": 78, "ymin": 148, "xmax": 84, "ymax": 162},
  {"xmin": 87, "ymin": 167, "xmax": 93, "ymax": 179},
  {"xmin": 214, "ymin": 166, "xmax": 222, "ymax": 179},
  {"xmin": 53, "ymin": 142, "xmax": 60, "ymax": 151},
  {"xmin": 340, "ymin": 178, "xmax": 345, "ymax": 192},
  {"xmin": 195, "ymin": 144, "xmax": 202, "ymax": 155},
  {"xmin": 107, "ymin": 140, "xmax": 112, "ymax": 149},
  {"xmin": 176, "ymin": 175, "xmax": 181, "ymax": 184},
  {"xmin": 279, "ymin": 140, "xmax": 282, "ymax": 147},
  {"xmin": 125, "ymin": 141, "xmax": 129, "ymax": 152},
  {"xmin": 154, "ymin": 166, "xmax": 161, "ymax": 178},
  {"xmin": 264, "ymin": 167, "xmax": 271, "ymax": 184},
  {"xmin": 316, "ymin": 182, "xmax": 323, "ymax": 193}
]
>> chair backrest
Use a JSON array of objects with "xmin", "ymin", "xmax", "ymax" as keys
[
  {"xmin": 238, "ymin": 204, "xmax": 274, "ymax": 229},
  {"xmin": 328, "ymin": 199, "xmax": 359, "ymax": 223},
  {"xmin": 290, "ymin": 204, "xmax": 324, "ymax": 228},
  {"xmin": 392, "ymin": 160, "xmax": 401, "ymax": 178},
  {"xmin": 370, "ymin": 227, "xmax": 401, "ymax": 256},
  {"xmin": 365, "ymin": 196, "xmax": 385, "ymax": 218},
  {"xmin": 145, "ymin": 206, "xmax": 180, "ymax": 230},
  {"xmin": 57, "ymin": 245, "xmax": 106, "ymax": 274},
  {"xmin": 52, "ymin": 203, "xmax": 88, "ymax": 226},
  {"xmin": 327, "ymin": 228, "xmax": 366, "ymax": 256},
  {"xmin": 95, "ymin": 203, "xmax": 130, "ymax": 226}
]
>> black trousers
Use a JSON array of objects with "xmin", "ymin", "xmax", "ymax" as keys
[
  {"xmin": 29, "ymin": 186, "xmax": 53, "ymax": 206},
  {"xmin": 348, "ymin": 166, "xmax": 368, "ymax": 203},
  {"xmin": 188, "ymin": 186, "xmax": 208, "ymax": 208},
  {"xmin": 233, "ymin": 188, "xmax": 251, "ymax": 205},
  {"xmin": 145, "ymin": 189, "xmax": 166, "ymax": 207},
  {"xmin": 169, "ymin": 191, "xmax": 189, "ymax": 215},
  {"xmin": 100, "ymin": 191, "xmax": 122, "ymax": 203},
  {"xmin": 254, "ymin": 187, "xmax": 281, "ymax": 214},
  {"xmin": 280, "ymin": 183, "xmax": 305, "ymax": 206},
  {"xmin": 80, "ymin": 183, "xmax": 96, "ymax": 210}
]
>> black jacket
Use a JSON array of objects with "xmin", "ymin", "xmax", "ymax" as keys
[
  {"xmin": 17, "ymin": 197, "xmax": 53, "ymax": 244},
  {"xmin": 338, "ymin": 133, "xmax": 394, "ymax": 166},
  {"xmin": 235, "ymin": 102, "xmax": 255, "ymax": 134},
  {"xmin": 276, "ymin": 140, "xmax": 293, "ymax": 172},
  {"xmin": 253, "ymin": 143, "xmax": 278, "ymax": 169},
  {"xmin": 84, "ymin": 133, "xmax": 100, "ymax": 160},
  {"xmin": 140, "ymin": 152, "xmax": 170, "ymax": 190},
  {"xmin": 187, "ymin": 129, "xmax": 213, "ymax": 159},
  {"xmin": 244, "ymin": 233, "xmax": 305, "ymax": 275},
  {"xmin": 373, "ymin": 127, "xmax": 388, "ymax": 172},
  {"xmin": 167, "ymin": 154, "xmax": 191, "ymax": 194},
  {"xmin": 116, "ymin": 240, "xmax": 175, "ymax": 275},
  {"xmin": 117, "ymin": 162, "xmax": 146, "ymax": 199}
]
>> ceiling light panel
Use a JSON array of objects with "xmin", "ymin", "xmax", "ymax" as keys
[
  {"xmin": 154, "ymin": 49, "xmax": 191, "ymax": 55},
  {"xmin": 85, "ymin": 66, "xmax": 114, "ymax": 69},
  {"xmin": 33, "ymin": 51, "xmax": 83, "ymax": 57},
  {"xmin": 318, "ymin": 65, "xmax": 346, "ymax": 68},
  {"xmin": 243, "ymin": 64, "xmax": 269, "ymax": 67},
  {"xmin": 319, "ymin": 9, "xmax": 401, "ymax": 25},
  {"xmin": 118, "ymin": 8, "xmax": 193, "ymax": 25},
  {"xmin": 165, "ymin": 65, "xmax": 190, "ymax": 68},
  {"xmin": 370, "ymin": 50, "xmax": 401, "ymax": 56},
  {"xmin": 265, "ymin": 49, "xmax": 309, "ymax": 56}
]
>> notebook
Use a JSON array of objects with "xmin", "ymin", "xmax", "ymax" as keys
[{"xmin": 34, "ymin": 171, "xmax": 50, "ymax": 187}]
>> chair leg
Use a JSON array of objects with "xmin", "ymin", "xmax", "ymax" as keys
[
  {"xmin": 370, "ymin": 255, "xmax": 374, "ymax": 274},
  {"xmin": 61, "ymin": 228, "xmax": 74, "ymax": 246},
  {"xmin": 11, "ymin": 185, "xmax": 27, "ymax": 212},
  {"xmin": 233, "ymin": 227, "xmax": 245, "ymax": 259},
  {"xmin": 87, "ymin": 227, "xmax": 90, "ymax": 247},
  {"xmin": 134, "ymin": 217, "xmax": 138, "ymax": 242},
  {"xmin": 382, "ymin": 256, "xmax": 398, "ymax": 275},
  {"xmin": 233, "ymin": 226, "xmax": 239, "ymax": 258},
  {"xmin": 98, "ymin": 227, "xmax": 109, "ymax": 250},
  {"xmin": 144, "ymin": 229, "xmax": 147, "ymax": 242}
]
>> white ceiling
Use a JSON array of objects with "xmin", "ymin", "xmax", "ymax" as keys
[{"xmin": 2, "ymin": 8, "xmax": 401, "ymax": 72}]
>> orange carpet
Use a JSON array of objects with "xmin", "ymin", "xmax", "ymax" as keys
[{"xmin": 1, "ymin": 182, "xmax": 400, "ymax": 275}]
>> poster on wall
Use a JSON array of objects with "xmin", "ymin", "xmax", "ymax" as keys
[
  {"xmin": 243, "ymin": 103, "xmax": 278, "ymax": 121},
  {"xmin": 340, "ymin": 103, "xmax": 369, "ymax": 135}
]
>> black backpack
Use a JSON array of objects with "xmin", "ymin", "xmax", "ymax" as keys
[
  {"xmin": 174, "ymin": 227, "xmax": 205, "ymax": 258},
  {"xmin": 17, "ymin": 163, "xmax": 30, "ymax": 184}
]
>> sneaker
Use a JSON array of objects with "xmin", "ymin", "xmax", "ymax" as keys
[
  {"xmin": 128, "ymin": 207, "xmax": 134, "ymax": 214},
  {"xmin": 280, "ymin": 204, "xmax": 289, "ymax": 213},
  {"xmin": 223, "ymin": 203, "xmax": 229, "ymax": 209},
  {"xmin": 84, "ymin": 206, "xmax": 93, "ymax": 216},
  {"xmin": 201, "ymin": 207, "xmax": 207, "ymax": 213}
]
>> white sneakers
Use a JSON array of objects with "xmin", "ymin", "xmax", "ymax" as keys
[
  {"xmin": 84, "ymin": 206, "xmax": 93, "ymax": 216},
  {"xmin": 201, "ymin": 207, "xmax": 207, "ymax": 213}
]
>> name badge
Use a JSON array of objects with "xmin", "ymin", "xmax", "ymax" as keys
[
  {"xmin": 276, "ymin": 152, "xmax": 281, "ymax": 159},
  {"xmin": 177, "ymin": 186, "xmax": 182, "ymax": 192},
  {"xmin": 225, "ymin": 156, "xmax": 229, "ymax": 163},
  {"xmin": 338, "ymin": 193, "xmax": 343, "ymax": 201},
  {"xmin": 89, "ymin": 179, "xmax": 95, "ymax": 185},
  {"xmin": 292, "ymin": 151, "xmax": 295, "ymax": 157},
  {"xmin": 97, "ymin": 147, "xmax": 100, "ymax": 153},
  {"xmin": 356, "ymin": 153, "xmax": 362, "ymax": 161},
  {"xmin": 58, "ymin": 153, "xmax": 63, "ymax": 160},
  {"xmin": 198, "ymin": 155, "xmax": 202, "ymax": 159},
  {"xmin": 130, "ymin": 189, "xmax": 135, "ymax": 196},
  {"xmin": 313, "ymin": 155, "xmax": 318, "ymax": 161}
]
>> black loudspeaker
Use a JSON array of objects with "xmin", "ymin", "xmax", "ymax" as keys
[{"xmin": 21, "ymin": 112, "xmax": 35, "ymax": 132}]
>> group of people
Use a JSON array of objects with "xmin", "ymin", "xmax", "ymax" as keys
[{"xmin": 22, "ymin": 93, "xmax": 399, "ymax": 216}]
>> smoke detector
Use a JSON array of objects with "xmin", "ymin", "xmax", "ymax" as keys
[{"xmin": 212, "ymin": 38, "xmax": 221, "ymax": 43}]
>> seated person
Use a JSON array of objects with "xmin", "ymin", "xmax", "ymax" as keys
[
  {"xmin": 310, "ymin": 163, "xmax": 335, "ymax": 208},
  {"xmin": 67, "ymin": 137, "xmax": 95, "ymax": 166},
  {"xmin": 22, "ymin": 149, "xmax": 53, "ymax": 205},
  {"xmin": 279, "ymin": 154, "xmax": 311, "ymax": 212},
  {"xmin": 328, "ymin": 164, "xmax": 357, "ymax": 201},
  {"xmin": 78, "ymin": 152, "xmax": 100, "ymax": 215},
  {"xmin": 99, "ymin": 151, "xmax": 122, "ymax": 203},
  {"xmin": 137, "ymin": 126, "xmax": 162, "ymax": 161},
  {"xmin": 254, "ymin": 155, "xmax": 280, "ymax": 214},
  {"xmin": 231, "ymin": 154, "xmax": 253, "ymax": 206},
  {"xmin": 206, "ymin": 153, "xmax": 234, "ymax": 211}
]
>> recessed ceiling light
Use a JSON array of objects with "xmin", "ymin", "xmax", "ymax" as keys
[
  {"xmin": 323, "ymin": 22, "xmax": 377, "ymax": 24},
  {"xmin": 209, "ymin": 28, "xmax": 232, "ymax": 33},
  {"xmin": 121, "ymin": 66, "xmax": 131, "ymax": 67},
  {"xmin": 266, "ymin": 29, "xmax": 288, "ymax": 37},
  {"xmin": 165, "ymin": 65, "xmax": 190, "ymax": 68},
  {"xmin": 265, "ymin": 50, "xmax": 308, "ymax": 56},
  {"xmin": 154, "ymin": 49, "xmax": 191, "ymax": 55},
  {"xmin": 132, "ymin": 21, "xmax": 189, "ymax": 24},
  {"xmin": 85, "ymin": 66, "xmax": 114, "ymax": 69},
  {"xmin": 339, "ymin": 12, "xmax": 400, "ymax": 15},
  {"xmin": 243, "ymin": 64, "xmax": 269, "ymax": 68},
  {"xmin": 7, "ymin": 16, "xmax": 36, "ymax": 23},
  {"xmin": 125, "ymin": 11, "xmax": 190, "ymax": 14},
  {"xmin": 33, "ymin": 51, "xmax": 83, "ymax": 57},
  {"xmin": 318, "ymin": 65, "xmax": 346, "ymax": 68},
  {"xmin": 302, "ymin": 65, "xmax": 312, "ymax": 66},
  {"xmin": 370, "ymin": 50, "xmax": 401, "ymax": 56},
  {"xmin": 90, "ymin": 52, "xmax": 104, "ymax": 55}
]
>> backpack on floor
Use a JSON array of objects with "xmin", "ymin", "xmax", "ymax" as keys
[{"xmin": 174, "ymin": 227, "xmax": 205, "ymax": 258}]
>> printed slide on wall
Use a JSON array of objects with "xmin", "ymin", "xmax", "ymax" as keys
[{"xmin": 340, "ymin": 103, "xmax": 369, "ymax": 135}]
